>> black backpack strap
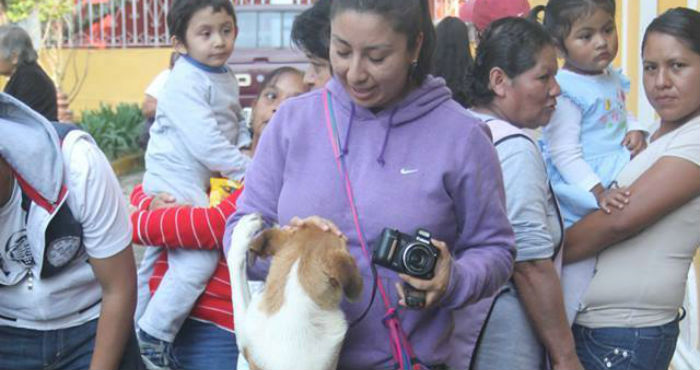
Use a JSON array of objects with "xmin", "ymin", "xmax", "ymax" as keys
[
  {"xmin": 20, "ymin": 190, "xmax": 31, "ymax": 213},
  {"xmin": 20, "ymin": 188, "xmax": 31, "ymax": 224},
  {"xmin": 493, "ymin": 133, "xmax": 536, "ymax": 147},
  {"xmin": 40, "ymin": 200, "xmax": 84, "ymax": 279},
  {"xmin": 493, "ymin": 132, "xmax": 565, "ymax": 260},
  {"xmin": 19, "ymin": 122, "xmax": 86, "ymax": 279}
]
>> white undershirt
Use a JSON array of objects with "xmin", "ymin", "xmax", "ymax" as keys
[{"xmin": 144, "ymin": 69, "xmax": 170, "ymax": 100}]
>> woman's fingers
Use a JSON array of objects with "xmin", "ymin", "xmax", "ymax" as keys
[
  {"xmin": 397, "ymin": 239, "xmax": 452, "ymax": 309},
  {"xmin": 395, "ymin": 282, "xmax": 406, "ymax": 306},
  {"xmin": 288, "ymin": 216, "xmax": 345, "ymax": 239}
]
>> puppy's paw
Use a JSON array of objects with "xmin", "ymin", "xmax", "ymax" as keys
[{"xmin": 230, "ymin": 214, "xmax": 265, "ymax": 259}]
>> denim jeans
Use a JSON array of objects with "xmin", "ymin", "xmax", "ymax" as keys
[
  {"xmin": 0, "ymin": 319, "xmax": 144, "ymax": 370},
  {"xmin": 172, "ymin": 319, "xmax": 239, "ymax": 370},
  {"xmin": 573, "ymin": 318, "xmax": 680, "ymax": 370}
]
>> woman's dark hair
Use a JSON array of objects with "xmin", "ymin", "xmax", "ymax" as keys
[
  {"xmin": 529, "ymin": 0, "xmax": 615, "ymax": 53},
  {"xmin": 255, "ymin": 66, "xmax": 304, "ymax": 101},
  {"xmin": 0, "ymin": 25, "xmax": 38, "ymax": 65},
  {"xmin": 330, "ymin": 0, "xmax": 436, "ymax": 85},
  {"xmin": 291, "ymin": 0, "xmax": 331, "ymax": 61},
  {"xmin": 432, "ymin": 17, "xmax": 473, "ymax": 108},
  {"xmin": 465, "ymin": 17, "xmax": 555, "ymax": 107},
  {"xmin": 642, "ymin": 7, "xmax": 700, "ymax": 57},
  {"xmin": 167, "ymin": 0, "xmax": 236, "ymax": 46}
]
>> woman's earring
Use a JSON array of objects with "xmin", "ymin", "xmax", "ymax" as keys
[{"xmin": 408, "ymin": 60, "xmax": 419, "ymax": 79}]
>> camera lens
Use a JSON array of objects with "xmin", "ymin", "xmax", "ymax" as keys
[{"xmin": 402, "ymin": 244, "xmax": 436, "ymax": 276}]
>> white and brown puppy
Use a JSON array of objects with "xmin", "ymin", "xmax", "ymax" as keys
[{"xmin": 227, "ymin": 214, "xmax": 363, "ymax": 370}]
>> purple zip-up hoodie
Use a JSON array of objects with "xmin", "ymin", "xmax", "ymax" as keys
[{"xmin": 224, "ymin": 76, "xmax": 515, "ymax": 369}]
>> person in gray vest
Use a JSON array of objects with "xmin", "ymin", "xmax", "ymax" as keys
[
  {"xmin": 0, "ymin": 93, "xmax": 142, "ymax": 370},
  {"xmin": 466, "ymin": 18, "xmax": 582, "ymax": 370}
]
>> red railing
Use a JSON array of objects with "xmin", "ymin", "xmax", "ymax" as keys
[{"xmin": 60, "ymin": 0, "xmax": 312, "ymax": 48}]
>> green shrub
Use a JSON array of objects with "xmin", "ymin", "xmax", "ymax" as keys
[{"xmin": 79, "ymin": 103, "xmax": 143, "ymax": 160}]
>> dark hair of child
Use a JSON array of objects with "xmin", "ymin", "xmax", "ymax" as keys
[{"xmin": 167, "ymin": 0, "xmax": 236, "ymax": 46}]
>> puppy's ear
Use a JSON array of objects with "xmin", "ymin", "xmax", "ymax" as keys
[
  {"xmin": 328, "ymin": 250, "xmax": 363, "ymax": 301},
  {"xmin": 249, "ymin": 228, "xmax": 288, "ymax": 257}
]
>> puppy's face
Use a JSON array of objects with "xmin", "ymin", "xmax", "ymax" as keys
[{"xmin": 250, "ymin": 225, "xmax": 363, "ymax": 313}]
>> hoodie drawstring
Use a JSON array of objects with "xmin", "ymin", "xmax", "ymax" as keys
[
  {"xmin": 339, "ymin": 103, "xmax": 399, "ymax": 167},
  {"xmin": 376, "ymin": 107, "xmax": 399, "ymax": 166},
  {"xmin": 340, "ymin": 103, "xmax": 355, "ymax": 158}
]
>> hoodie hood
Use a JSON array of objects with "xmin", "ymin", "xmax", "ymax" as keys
[
  {"xmin": 326, "ymin": 75, "xmax": 452, "ymax": 165},
  {"xmin": 0, "ymin": 93, "xmax": 63, "ymax": 204},
  {"xmin": 326, "ymin": 74, "xmax": 452, "ymax": 125}
]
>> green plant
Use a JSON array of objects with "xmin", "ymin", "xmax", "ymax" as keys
[
  {"xmin": 3, "ymin": 0, "xmax": 72, "ymax": 24},
  {"xmin": 79, "ymin": 103, "xmax": 143, "ymax": 160}
]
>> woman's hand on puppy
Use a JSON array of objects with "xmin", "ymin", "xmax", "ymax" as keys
[
  {"xmin": 396, "ymin": 239, "xmax": 452, "ymax": 309},
  {"xmin": 288, "ymin": 216, "xmax": 346, "ymax": 240}
]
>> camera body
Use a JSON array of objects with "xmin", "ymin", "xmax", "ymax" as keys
[{"xmin": 372, "ymin": 228, "xmax": 439, "ymax": 280}]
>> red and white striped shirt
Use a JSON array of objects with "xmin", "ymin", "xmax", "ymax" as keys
[{"xmin": 130, "ymin": 184, "xmax": 242, "ymax": 331}]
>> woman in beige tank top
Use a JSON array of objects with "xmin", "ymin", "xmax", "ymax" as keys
[{"xmin": 563, "ymin": 7, "xmax": 700, "ymax": 370}]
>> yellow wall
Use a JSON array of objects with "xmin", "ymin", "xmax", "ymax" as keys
[
  {"xmin": 660, "ymin": 0, "xmax": 692, "ymax": 10},
  {"xmin": 28, "ymin": 1, "xmax": 700, "ymax": 117},
  {"xmin": 51, "ymin": 48, "xmax": 174, "ymax": 116},
  {"xmin": 624, "ymin": 0, "xmax": 642, "ymax": 116}
]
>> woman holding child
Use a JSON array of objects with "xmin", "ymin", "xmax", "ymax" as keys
[
  {"xmin": 563, "ymin": 7, "xmax": 700, "ymax": 370},
  {"xmin": 223, "ymin": 0, "xmax": 515, "ymax": 368}
]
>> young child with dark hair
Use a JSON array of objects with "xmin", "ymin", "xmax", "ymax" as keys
[{"xmin": 135, "ymin": 0, "xmax": 250, "ymax": 368}]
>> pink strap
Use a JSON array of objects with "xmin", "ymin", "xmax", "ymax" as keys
[
  {"xmin": 322, "ymin": 95, "xmax": 391, "ymax": 308},
  {"xmin": 323, "ymin": 91, "xmax": 421, "ymax": 369}
]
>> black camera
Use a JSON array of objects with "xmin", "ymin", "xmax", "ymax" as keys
[{"xmin": 372, "ymin": 228, "xmax": 440, "ymax": 280}]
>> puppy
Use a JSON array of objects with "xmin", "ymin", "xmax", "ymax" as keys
[{"xmin": 227, "ymin": 214, "xmax": 363, "ymax": 370}]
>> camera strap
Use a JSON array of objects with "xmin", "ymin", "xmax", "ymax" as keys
[{"xmin": 323, "ymin": 89, "xmax": 424, "ymax": 370}]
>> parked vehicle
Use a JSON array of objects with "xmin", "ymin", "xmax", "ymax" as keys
[{"xmin": 228, "ymin": 4, "xmax": 310, "ymax": 108}]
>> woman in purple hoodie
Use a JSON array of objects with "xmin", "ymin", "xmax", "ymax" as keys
[{"xmin": 224, "ymin": 0, "xmax": 515, "ymax": 368}]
